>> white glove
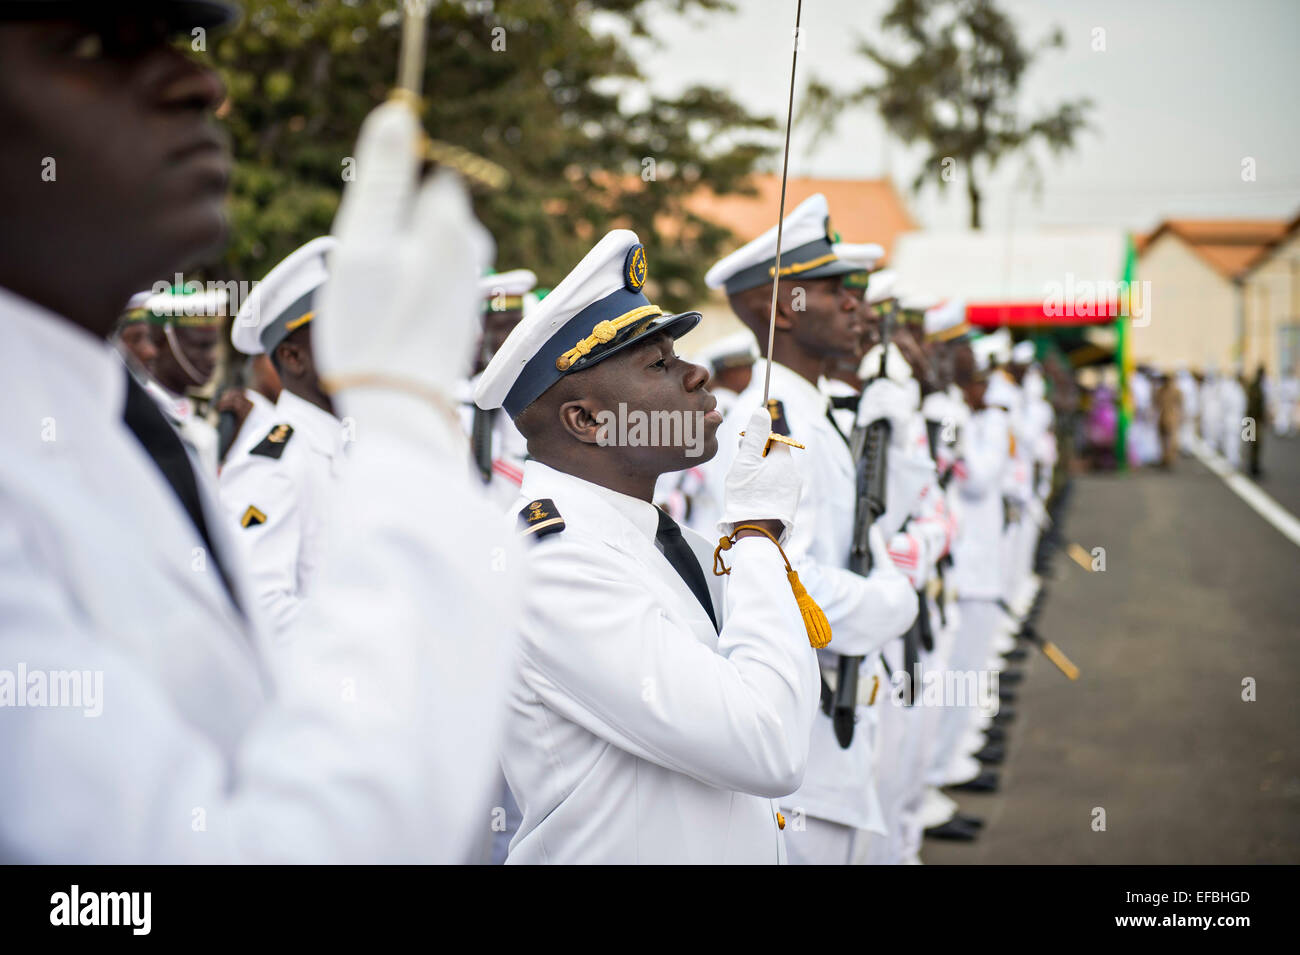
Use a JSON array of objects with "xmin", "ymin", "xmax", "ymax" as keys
[
  {"xmin": 857, "ymin": 341, "xmax": 912, "ymax": 383},
  {"xmin": 718, "ymin": 408, "xmax": 802, "ymax": 542},
  {"xmin": 886, "ymin": 529, "xmax": 931, "ymax": 591},
  {"xmin": 861, "ymin": 524, "xmax": 920, "ymax": 640},
  {"xmin": 316, "ymin": 102, "xmax": 494, "ymax": 449},
  {"xmin": 921, "ymin": 390, "xmax": 950, "ymax": 424},
  {"xmin": 855, "ymin": 377, "xmax": 914, "ymax": 448},
  {"xmin": 879, "ymin": 450, "xmax": 937, "ymax": 540}
]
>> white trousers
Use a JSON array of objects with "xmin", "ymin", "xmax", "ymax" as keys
[
  {"xmin": 929, "ymin": 599, "xmax": 1001, "ymax": 786},
  {"xmin": 784, "ymin": 814, "xmax": 871, "ymax": 865}
]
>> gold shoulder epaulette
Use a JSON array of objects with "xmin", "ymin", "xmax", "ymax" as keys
[{"xmin": 518, "ymin": 498, "xmax": 565, "ymax": 539}]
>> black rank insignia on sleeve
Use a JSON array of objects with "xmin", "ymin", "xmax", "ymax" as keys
[
  {"xmin": 518, "ymin": 498, "xmax": 565, "ymax": 539},
  {"xmin": 250, "ymin": 423, "xmax": 294, "ymax": 459},
  {"xmin": 240, "ymin": 505, "xmax": 267, "ymax": 529},
  {"xmin": 766, "ymin": 399, "xmax": 791, "ymax": 436}
]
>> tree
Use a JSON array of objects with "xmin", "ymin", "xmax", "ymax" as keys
[
  {"xmin": 206, "ymin": 0, "xmax": 775, "ymax": 311},
  {"xmin": 803, "ymin": 0, "xmax": 1091, "ymax": 228}
]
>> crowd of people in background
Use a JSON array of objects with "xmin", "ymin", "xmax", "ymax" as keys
[{"xmin": 1080, "ymin": 362, "xmax": 1296, "ymax": 478}]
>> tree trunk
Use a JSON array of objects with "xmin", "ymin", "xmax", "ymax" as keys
[{"xmin": 966, "ymin": 162, "xmax": 982, "ymax": 230}]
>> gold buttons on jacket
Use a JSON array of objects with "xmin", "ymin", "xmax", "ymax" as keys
[{"xmin": 777, "ymin": 812, "xmax": 786, "ymax": 830}]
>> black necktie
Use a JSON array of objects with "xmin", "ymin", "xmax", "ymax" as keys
[
  {"xmin": 121, "ymin": 372, "xmax": 240, "ymax": 612},
  {"xmin": 825, "ymin": 405, "xmax": 851, "ymax": 447},
  {"xmin": 654, "ymin": 508, "xmax": 718, "ymax": 633}
]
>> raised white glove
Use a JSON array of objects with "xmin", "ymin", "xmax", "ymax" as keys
[
  {"xmin": 855, "ymin": 376, "xmax": 915, "ymax": 448},
  {"xmin": 316, "ymin": 102, "xmax": 494, "ymax": 448},
  {"xmin": 718, "ymin": 408, "xmax": 802, "ymax": 542}
]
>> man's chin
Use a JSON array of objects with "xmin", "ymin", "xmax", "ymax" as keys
[
  {"xmin": 167, "ymin": 201, "xmax": 231, "ymax": 272},
  {"xmin": 691, "ymin": 434, "xmax": 720, "ymax": 465}
]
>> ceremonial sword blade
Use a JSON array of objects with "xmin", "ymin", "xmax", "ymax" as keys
[
  {"xmin": 762, "ymin": 0, "xmax": 804, "ymax": 407},
  {"xmin": 390, "ymin": 1, "xmax": 511, "ymax": 190},
  {"xmin": 397, "ymin": 0, "xmax": 431, "ymax": 98}
]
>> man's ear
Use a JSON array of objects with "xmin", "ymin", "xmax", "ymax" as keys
[
  {"xmin": 557, "ymin": 399, "xmax": 609, "ymax": 446},
  {"xmin": 275, "ymin": 341, "xmax": 305, "ymax": 378},
  {"xmin": 773, "ymin": 286, "xmax": 799, "ymax": 331}
]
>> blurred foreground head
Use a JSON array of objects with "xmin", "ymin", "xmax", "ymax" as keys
[{"xmin": 0, "ymin": 1, "xmax": 238, "ymax": 336}]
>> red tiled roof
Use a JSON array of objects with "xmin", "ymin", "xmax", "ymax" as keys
[
  {"xmin": 1142, "ymin": 218, "xmax": 1292, "ymax": 279},
  {"xmin": 683, "ymin": 175, "xmax": 916, "ymax": 262}
]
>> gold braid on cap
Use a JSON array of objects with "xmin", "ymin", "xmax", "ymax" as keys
[
  {"xmin": 769, "ymin": 252, "xmax": 837, "ymax": 278},
  {"xmin": 929, "ymin": 321, "xmax": 971, "ymax": 343},
  {"xmin": 555, "ymin": 305, "xmax": 662, "ymax": 371}
]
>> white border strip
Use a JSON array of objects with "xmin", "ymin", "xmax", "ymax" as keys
[{"xmin": 1188, "ymin": 439, "xmax": 1300, "ymax": 549}]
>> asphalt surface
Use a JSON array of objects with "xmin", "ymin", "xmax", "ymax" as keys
[
  {"xmin": 925, "ymin": 437, "xmax": 1300, "ymax": 864},
  {"xmin": 1252, "ymin": 429, "xmax": 1300, "ymax": 520}
]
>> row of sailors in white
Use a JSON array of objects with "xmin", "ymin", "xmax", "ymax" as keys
[
  {"xmin": 1187, "ymin": 367, "xmax": 1249, "ymax": 467},
  {"xmin": 443, "ymin": 192, "xmax": 1051, "ymax": 862},
  {"xmin": 119, "ymin": 171, "xmax": 1051, "ymax": 862},
  {"xmin": 1163, "ymin": 366, "xmax": 1295, "ymax": 465},
  {"xmin": 657, "ymin": 198, "xmax": 1055, "ymax": 863},
  {"xmin": 468, "ymin": 190, "xmax": 1056, "ymax": 862}
]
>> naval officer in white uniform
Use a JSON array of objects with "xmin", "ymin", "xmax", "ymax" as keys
[
  {"xmin": 701, "ymin": 194, "xmax": 919, "ymax": 865},
  {"xmin": 475, "ymin": 230, "xmax": 823, "ymax": 864},
  {"xmin": 0, "ymin": 3, "xmax": 514, "ymax": 863},
  {"xmin": 219, "ymin": 237, "xmax": 345, "ymax": 634}
]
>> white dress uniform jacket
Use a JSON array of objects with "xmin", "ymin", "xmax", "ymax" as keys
[
  {"xmin": 0, "ymin": 288, "xmax": 514, "ymax": 862},
  {"xmin": 219, "ymin": 390, "xmax": 344, "ymax": 633},
  {"xmin": 705, "ymin": 360, "xmax": 917, "ymax": 833},
  {"xmin": 503, "ymin": 461, "xmax": 819, "ymax": 864},
  {"xmin": 950, "ymin": 406, "xmax": 1011, "ymax": 600},
  {"xmin": 222, "ymin": 388, "xmax": 279, "ymax": 469}
]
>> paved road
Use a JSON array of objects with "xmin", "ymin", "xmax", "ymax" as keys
[
  {"xmin": 925, "ymin": 443, "xmax": 1300, "ymax": 864},
  {"xmin": 1253, "ymin": 431, "xmax": 1300, "ymax": 521}
]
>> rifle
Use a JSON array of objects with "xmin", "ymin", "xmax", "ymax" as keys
[
  {"xmin": 470, "ymin": 406, "xmax": 495, "ymax": 484},
  {"xmin": 830, "ymin": 307, "xmax": 894, "ymax": 744},
  {"xmin": 995, "ymin": 598, "xmax": 1080, "ymax": 680}
]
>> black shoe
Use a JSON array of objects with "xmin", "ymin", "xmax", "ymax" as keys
[
  {"xmin": 1004, "ymin": 647, "xmax": 1029, "ymax": 662},
  {"xmin": 993, "ymin": 708, "xmax": 1017, "ymax": 725},
  {"xmin": 947, "ymin": 769, "xmax": 1000, "ymax": 793},
  {"xmin": 998, "ymin": 670, "xmax": 1024, "ymax": 685},
  {"xmin": 974, "ymin": 742, "xmax": 1005, "ymax": 764},
  {"xmin": 954, "ymin": 812, "xmax": 985, "ymax": 829},
  {"xmin": 924, "ymin": 818, "xmax": 980, "ymax": 841},
  {"xmin": 984, "ymin": 724, "xmax": 1006, "ymax": 743},
  {"xmin": 999, "ymin": 686, "xmax": 1018, "ymax": 703}
]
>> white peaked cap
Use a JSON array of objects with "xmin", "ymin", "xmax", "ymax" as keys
[
  {"xmin": 475, "ymin": 230, "xmax": 701, "ymax": 416},
  {"xmin": 832, "ymin": 242, "xmax": 885, "ymax": 271},
  {"xmin": 899, "ymin": 292, "xmax": 940, "ymax": 312},
  {"xmin": 924, "ymin": 298, "xmax": 969, "ymax": 341},
  {"xmin": 866, "ymin": 269, "xmax": 899, "ymax": 305},
  {"xmin": 704, "ymin": 193, "xmax": 859, "ymax": 294},
  {"xmin": 478, "ymin": 268, "xmax": 537, "ymax": 300},
  {"xmin": 232, "ymin": 236, "xmax": 335, "ymax": 356}
]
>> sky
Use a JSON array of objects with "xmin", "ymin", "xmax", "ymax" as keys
[{"xmin": 614, "ymin": 0, "xmax": 1300, "ymax": 233}]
